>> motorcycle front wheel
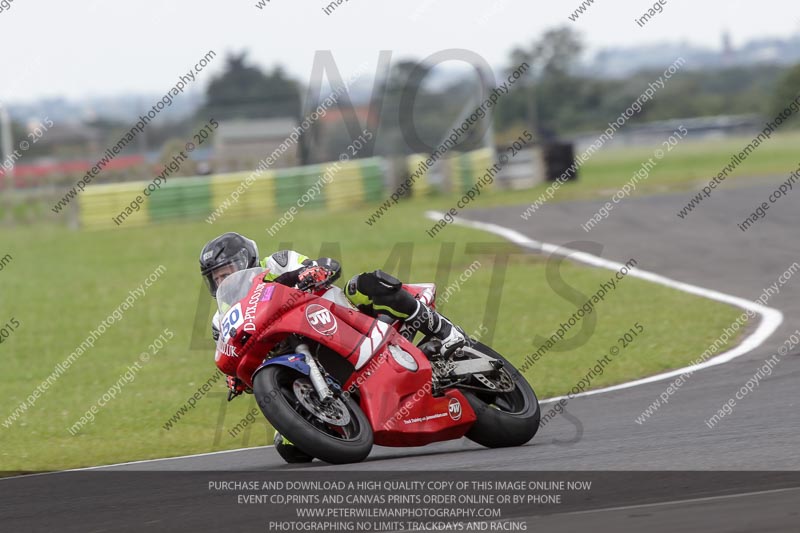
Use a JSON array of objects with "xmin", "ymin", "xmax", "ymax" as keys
[{"xmin": 253, "ymin": 365, "xmax": 373, "ymax": 464}]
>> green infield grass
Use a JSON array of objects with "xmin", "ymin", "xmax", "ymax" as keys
[{"xmin": 0, "ymin": 173, "xmax": 750, "ymax": 472}]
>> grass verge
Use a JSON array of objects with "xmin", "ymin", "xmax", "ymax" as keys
[{"xmin": 0, "ymin": 192, "xmax": 746, "ymax": 471}]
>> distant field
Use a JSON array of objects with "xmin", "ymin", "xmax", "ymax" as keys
[
  {"xmin": 569, "ymin": 129, "xmax": 800, "ymax": 193},
  {"xmin": 451, "ymin": 130, "xmax": 800, "ymax": 210},
  {"xmin": 0, "ymin": 194, "xmax": 746, "ymax": 471},
  {"xmin": 210, "ymin": 130, "xmax": 799, "ymax": 223}
]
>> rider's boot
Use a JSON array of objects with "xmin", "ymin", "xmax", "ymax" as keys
[
  {"xmin": 274, "ymin": 431, "xmax": 314, "ymax": 463},
  {"xmin": 405, "ymin": 300, "xmax": 467, "ymax": 357}
]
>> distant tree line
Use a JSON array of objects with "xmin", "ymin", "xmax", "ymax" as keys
[{"xmin": 493, "ymin": 28, "xmax": 799, "ymax": 138}]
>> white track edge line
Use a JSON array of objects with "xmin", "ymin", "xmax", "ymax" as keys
[
  {"xmin": 0, "ymin": 445, "xmax": 277, "ymax": 479},
  {"xmin": 7, "ymin": 212, "xmax": 783, "ymax": 477},
  {"xmin": 425, "ymin": 210, "xmax": 784, "ymax": 404},
  {"xmin": 70, "ymin": 444, "xmax": 276, "ymax": 471}
]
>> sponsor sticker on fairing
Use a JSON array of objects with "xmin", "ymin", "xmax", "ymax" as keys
[
  {"xmin": 305, "ymin": 304, "xmax": 337, "ymax": 336},
  {"xmin": 243, "ymin": 283, "xmax": 267, "ymax": 332},
  {"xmin": 448, "ymin": 398, "xmax": 462, "ymax": 421},
  {"xmin": 219, "ymin": 342, "xmax": 239, "ymax": 358},
  {"xmin": 260, "ymin": 285, "xmax": 275, "ymax": 302}
]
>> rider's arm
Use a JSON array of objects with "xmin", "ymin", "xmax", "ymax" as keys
[
  {"xmin": 261, "ymin": 250, "xmax": 309, "ymax": 285},
  {"xmin": 261, "ymin": 251, "xmax": 341, "ymax": 287},
  {"xmin": 211, "ymin": 310, "xmax": 221, "ymax": 341}
]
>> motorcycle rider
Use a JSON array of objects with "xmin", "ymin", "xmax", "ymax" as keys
[{"xmin": 199, "ymin": 232, "xmax": 466, "ymax": 461}]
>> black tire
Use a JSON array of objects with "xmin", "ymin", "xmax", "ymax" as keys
[
  {"xmin": 253, "ymin": 365, "xmax": 373, "ymax": 464},
  {"xmin": 462, "ymin": 342, "xmax": 540, "ymax": 448}
]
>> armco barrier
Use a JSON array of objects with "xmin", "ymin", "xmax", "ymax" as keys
[
  {"xmin": 78, "ymin": 158, "xmax": 384, "ymax": 230},
  {"xmin": 406, "ymin": 147, "xmax": 494, "ymax": 195},
  {"xmin": 450, "ymin": 148, "xmax": 494, "ymax": 193},
  {"xmin": 406, "ymin": 154, "xmax": 434, "ymax": 197}
]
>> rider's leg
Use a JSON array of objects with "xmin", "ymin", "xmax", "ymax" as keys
[
  {"xmin": 404, "ymin": 298, "xmax": 466, "ymax": 354},
  {"xmin": 345, "ymin": 270, "xmax": 466, "ymax": 353}
]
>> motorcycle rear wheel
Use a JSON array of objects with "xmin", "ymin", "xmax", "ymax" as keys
[
  {"xmin": 461, "ymin": 342, "xmax": 540, "ymax": 448},
  {"xmin": 253, "ymin": 365, "xmax": 373, "ymax": 464}
]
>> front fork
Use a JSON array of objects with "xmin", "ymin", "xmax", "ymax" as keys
[{"xmin": 295, "ymin": 342, "xmax": 335, "ymax": 403}]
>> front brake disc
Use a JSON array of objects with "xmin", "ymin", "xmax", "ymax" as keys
[{"xmin": 292, "ymin": 379, "xmax": 351, "ymax": 426}]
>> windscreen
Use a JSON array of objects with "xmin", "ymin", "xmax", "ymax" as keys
[{"xmin": 216, "ymin": 267, "xmax": 266, "ymax": 316}]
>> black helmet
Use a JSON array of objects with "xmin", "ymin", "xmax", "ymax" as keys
[{"xmin": 199, "ymin": 232, "xmax": 259, "ymax": 297}]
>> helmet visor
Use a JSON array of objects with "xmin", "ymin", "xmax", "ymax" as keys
[{"xmin": 202, "ymin": 249, "xmax": 251, "ymax": 297}]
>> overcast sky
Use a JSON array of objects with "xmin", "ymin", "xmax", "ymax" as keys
[{"xmin": 0, "ymin": 0, "xmax": 797, "ymax": 102}]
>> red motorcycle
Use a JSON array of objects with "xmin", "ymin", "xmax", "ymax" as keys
[{"xmin": 214, "ymin": 268, "xmax": 540, "ymax": 464}]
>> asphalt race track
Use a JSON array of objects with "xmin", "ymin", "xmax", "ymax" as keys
[
  {"xmin": 3, "ymin": 177, "xmax": 799, "ymax": 531},
  {"xmin": 101, "ymin": 177, "xmax": 800, "ymax": 473}
]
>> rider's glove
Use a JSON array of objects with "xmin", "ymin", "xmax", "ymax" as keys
[
  {"xmin": 297, "ymin": 265, "xmax": 332, "ymax": 291},
  {"xmin": 226, "ymin": 375, "xmax": 251, "ymax": 401},
  {"xmin": 315, "ymin": 258, "xmax": 341, "ymax": 284}
]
